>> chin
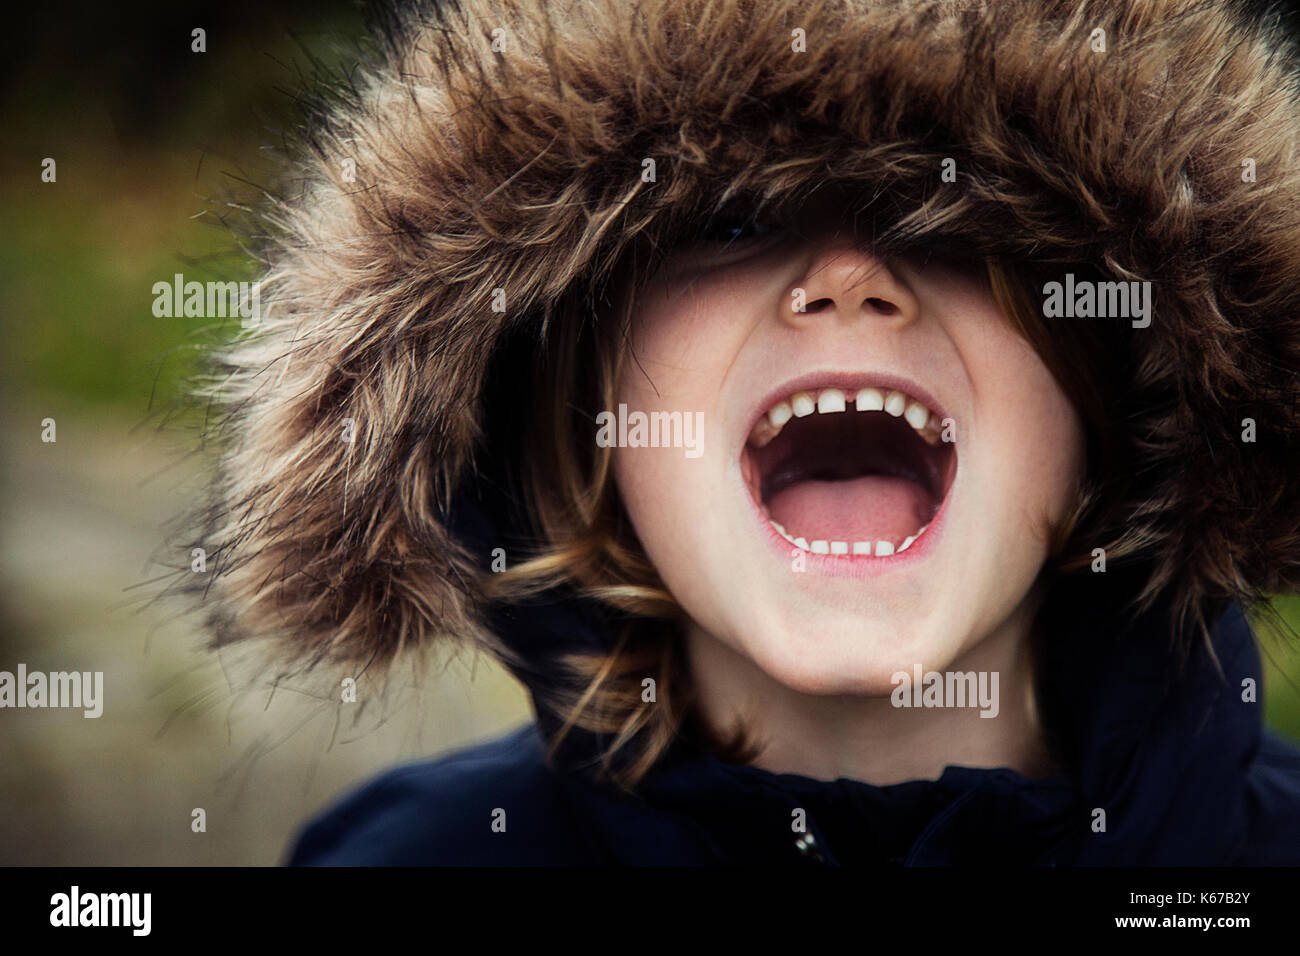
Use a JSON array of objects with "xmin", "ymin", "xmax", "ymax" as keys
[{"xmin": 742, "ymin": 611, "xmax": 949, "ymax": 697}]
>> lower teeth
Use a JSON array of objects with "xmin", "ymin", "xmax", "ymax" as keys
[{"xmin": 771, "ymin": 521, "xmax": 927, "ymax": 557}]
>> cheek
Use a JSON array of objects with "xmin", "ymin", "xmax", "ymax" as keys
[
  {"xmin": 620, "ymin": 272, "xmax": 739, "ymax": 379},
  {"xmin": 977, "ymin": 334, "xmax": 1085, "ymax": 538},
  {"xmin": 613, "ymin": 443, "xmax": 681, "ymax": 521},
  {"xmin": 610, "ymin": 293, "xmax": 724, "ymax": 577},
  {"xmin": 611, "ymin": 271, "xmax": 755, "ymax": 515},
  {"xmin": 611, "ymin": 417, "xmax": 724, "ymax": 624}
]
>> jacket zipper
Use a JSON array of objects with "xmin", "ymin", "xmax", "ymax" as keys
[{"xmin": 794, "ymin": 831, "xmax": 828, "ymax": 864}]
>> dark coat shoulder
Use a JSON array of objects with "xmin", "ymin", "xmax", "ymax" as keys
[
  {"xmin": 1241, "ymin": 729, "xmax": 1300, "ymax": 865},
  {"xmin": 287, "ymin": 724, "xmax": 601, "ymax": 865}
]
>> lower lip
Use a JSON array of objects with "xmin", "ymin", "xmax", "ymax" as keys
[{"xmin": 744, "ymin": 479, "xmax": 952, "ymax": 580}]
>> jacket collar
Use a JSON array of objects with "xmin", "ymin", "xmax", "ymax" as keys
[{"xmin": 621, "ymin": 727, "xmax": 1081, "ymax": 865}]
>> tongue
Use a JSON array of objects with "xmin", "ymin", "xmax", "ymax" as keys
[{"xmin": 767, "ymin": 475, "xmax": 933, "ymax": 544}]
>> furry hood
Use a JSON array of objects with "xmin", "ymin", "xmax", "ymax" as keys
[{"xmin": 193, "ymin": 0, "xmax": 1300, "ymax": 693}]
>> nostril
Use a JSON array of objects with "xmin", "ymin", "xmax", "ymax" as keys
[
  {"xmin": 865, "ymin": 297, "xmax": 899, "ymax": 315},
  {"xmin": 804, "ymin": 297, "xmax": 835, "ymax": 313}
]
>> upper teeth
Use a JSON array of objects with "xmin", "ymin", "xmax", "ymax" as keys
[{"xmin": 749, "ymin": 386, "xmax": 944, "ymax": 448}]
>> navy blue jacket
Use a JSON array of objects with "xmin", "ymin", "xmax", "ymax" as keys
[{"xmin": 288, "ymin": 602, "xmax": 1300, "ymax": 865}]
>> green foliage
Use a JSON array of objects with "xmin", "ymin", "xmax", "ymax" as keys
[{"xmin": 1256, "ymin": 595, "xmax": 1300, "ymax": 743}]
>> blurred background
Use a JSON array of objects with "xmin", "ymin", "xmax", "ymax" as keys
[
  {"xmin": 0, "ymin": 0, "xmax": 533, "ymax": 865},
  {"xmin": 1, "ymin": 0, "xmax": 1298, "ymax": 865}
]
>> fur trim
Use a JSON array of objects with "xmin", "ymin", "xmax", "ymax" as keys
[{"xmin": 188, "ymin": 0, "xmax": 1300, "ymax": 674}]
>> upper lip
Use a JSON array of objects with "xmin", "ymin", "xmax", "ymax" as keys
[{"xmin": 740, "ymin": 368, "xmax": 953, "ymax": 447}]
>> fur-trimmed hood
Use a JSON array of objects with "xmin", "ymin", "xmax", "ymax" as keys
[{"xmin": 193, "ymin": 0, "xmax": 1300, "ymax": 708}]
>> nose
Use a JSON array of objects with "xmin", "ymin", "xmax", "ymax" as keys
[{"xmin": 782, "ymin": 234, "xmax": 919, "ymax": 329}]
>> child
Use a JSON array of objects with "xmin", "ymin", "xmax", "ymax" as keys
[{"xmin": 193, "ymin": 0, "xmax": 1300, "ymax": 864}]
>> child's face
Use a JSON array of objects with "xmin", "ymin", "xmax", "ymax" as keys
[{"xmin": 611, "ymin": 219, "xmax": 1085, "ymax": 695}]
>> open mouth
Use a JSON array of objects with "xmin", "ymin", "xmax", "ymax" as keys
[{"xmin": 741, "ymin": 383, "xmax": 957, "ymax": 557}]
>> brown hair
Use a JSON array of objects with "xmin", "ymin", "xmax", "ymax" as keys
[{"xmin": 484, "ymin": 252, "xmax": 1118, "ymax": 790}]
